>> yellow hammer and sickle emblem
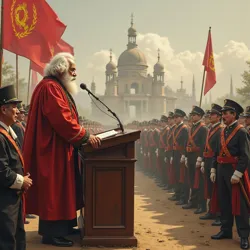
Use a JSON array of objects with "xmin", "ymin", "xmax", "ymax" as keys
[
  {"xmin": 209, "ymin": 54, "xmax": 215, "ymax": 71},
  {"xmin": 11, "ymin": 0, "xmax": 38, "ymax": 39}
]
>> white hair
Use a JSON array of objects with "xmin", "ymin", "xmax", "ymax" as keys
[{"xmin": 44, "ymin": 52, "xmax": 75, "ymax": 77}]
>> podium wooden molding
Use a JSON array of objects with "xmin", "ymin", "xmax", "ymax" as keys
[{"xmin": 80, "ymin": 129, "xmax": 140, "ymax": 247}]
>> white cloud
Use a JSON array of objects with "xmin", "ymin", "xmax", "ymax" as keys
[{"xmin": 84, "ymin": 33, "xmax": 250, "ymax": 101}]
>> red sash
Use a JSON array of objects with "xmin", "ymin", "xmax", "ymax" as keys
[
  {"xmin": 186, "ymin": 123, "xmax": 205, "ymax": 152},
  {"xmin": 159, "ymin": 127, "xmax": 169, "ymax": 148},
  {"xmin": 203, "ymin": 124, "xmax": 222, "ymax": 158},
  {"xmin": 166, "ymin": 126, "xmax": 176, "ymax": 151},
  {"xmin": 173, "ymin": 124, "xmax": 187, "ymax": 151}
]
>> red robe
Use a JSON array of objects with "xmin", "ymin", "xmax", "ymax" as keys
[{"xmin": 23, "ymin": 77, "xmax": 89, "ymax": 221}]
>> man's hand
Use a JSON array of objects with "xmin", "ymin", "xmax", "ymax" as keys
[
  {"xmin": 210, "ymin": 168, "xmax": 216, "ymax": 183},
  {"xmin": 170, "ymin": 157, "xmax": 173, "ymax": 165},
  {"xmin": 88, "ymin": 134, "xmax": 101, "ymax": 149},
  {"xmin": 22, "ymin": 173, "xmax": 33, "ymax": 191},
  {"xmin": 230, "ymin": 170, "xmax": 242, "ymax": 184},
  {"xmin": 200, "ymin": 162, "xmax": 205, "ymax": 173},
  {"xmin": 231, "ymin": 175, "xmax": 240, "ymax": 184},
  {"xmin": 185, "ymin": 157, "xmax": 188, "ymax": 168},
  {"xmin": 180, "ymin": 155, "xmax": 185, "ymax": 163}
]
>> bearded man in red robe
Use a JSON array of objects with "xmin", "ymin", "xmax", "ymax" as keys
[{"xmin": 23, "ymin": 52, "xmax": 101, "ymax": 247}]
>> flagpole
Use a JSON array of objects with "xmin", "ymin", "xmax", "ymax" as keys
[
  {"xmin": 27, "ymin": 61, "xmax": 31, "ymax": 104},
  {"xmin": 0, "ymin": 0, "xmax": 4, "ymax": 87},
  {"xmin": 16, "ymin": 54, "xmax": 19, "ymax": 97},
  {"xmin": 199, "ymin": 27, "xmax": 211, "ymax": 108},
  {"xmin": 199, "ymin": 68, "xmax": 206, "ymax": 107}
]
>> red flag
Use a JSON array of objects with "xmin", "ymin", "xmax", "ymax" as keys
[
  {"xmin": 3, "ymin": 0, "xmax": 66, "ymax": 64},
  {"xmin": 31, "ymin": 70, "xmax": 38, "ymax": 94},
  {"xmin": 30, "ymin": 39, "xmax": 74, "ymax": 76},
  {"xmin": 202, "ymin": 28, "xmax": 216, "ymax": 95}
]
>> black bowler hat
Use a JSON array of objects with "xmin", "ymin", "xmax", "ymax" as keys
[
  {"xmin": 221, "ymin": 99, "xmax": 244, "ymax": 114},
  {"xmin": 160, "ymin": 115, "xmax": 168, "ymax": 122},
  {"xmin": 168, "ymin": 111, "xmax": 174, "ymax": 118},
  {"xmin": 0, "ymin": 85, "xmax": 21, "ymax": 106},
  {"xmin": 210, "ymin": 103, "xmax": 222, "ymax": 115},
  {"xmin": 174, "ymin": 109, "xmax": 186, "ymax": 117},
  {"xmin": 190, "ymin": 105, "xmax": 205, "ymax": 116},
  {"xmin": 243, "ymin": 106, "xmax": 250, "ymax": 118}
]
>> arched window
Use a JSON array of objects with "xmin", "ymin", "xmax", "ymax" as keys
[{"xmin": 130, "ymin": 82, "xmax": 139, "ymax": 94}]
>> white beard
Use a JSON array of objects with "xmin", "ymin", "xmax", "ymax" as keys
[{"xmin": 61, "ymin": 73, "xmax": 78, "ymax": 95}]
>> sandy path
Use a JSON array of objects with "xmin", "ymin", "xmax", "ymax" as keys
[{"xmin": 26, "ymin": 170, "xmax": 240, "ymax": 250}]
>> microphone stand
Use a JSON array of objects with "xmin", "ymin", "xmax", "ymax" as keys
[{"xmin": 85, "ymin": 88, "xmax": 124, "ymax": 133}]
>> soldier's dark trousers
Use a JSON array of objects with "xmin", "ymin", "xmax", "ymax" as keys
[
  {"xmin": 187, "ymin": 152, "xmax": 198, "ymax": 206},
  {"xmin": 173, "ymin": 153, "xmax": 181, "ymax": 199},
  {"xmin": 0, "ymin": 196, "xmax": 26, "ymax": 250},
  {"xmin": 217, "ymin": 164, "xmax": 249, "ymax": 238},
  {"xmin": 197, "ymin": 172, "xmax": 206, "ymax": 210}
]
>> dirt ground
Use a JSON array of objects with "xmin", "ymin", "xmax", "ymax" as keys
[{"xmin": 26, "ymin": 170, "xmax": 241, "ymax": 250}]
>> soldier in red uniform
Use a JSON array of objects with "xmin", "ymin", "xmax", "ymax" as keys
[
  {"xmin": 157, "ymin": 115, "xmax": 169, "ymax": 188},
  {"xmin": 172, "ymin": 109, "xmax": 189, "ymax": 205},
  {"xmin": 199, "ymin": 104, "xmax": 223, "ymax": 226},
  {"xmin": 243, "ymin": 106, "xmax": 250, "ymax": 134},
  {"xmin": 183, "ymin": 106, "xmax": 208, "ymax": 214},
  {"xmin": 211, "ymin": 99, "xmax": 250, "ymax": 250}
]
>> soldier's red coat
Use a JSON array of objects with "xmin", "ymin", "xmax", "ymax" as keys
[{"xmin": 23, "ymin": 77, "xmax": 88, "ymax": 220}]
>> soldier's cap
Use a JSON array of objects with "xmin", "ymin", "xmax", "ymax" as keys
[
  {"xmin": 204, "ymin": 110, "xmax": 211, "ymax": 118},
  {"xmin": 210, "ymin": 103, "xmax": 222, "ymax": 115},
  {"xmin": 243, "ymin": 106, "xmax": 250, "ymax": 118},
  {"xmin": 160, "ymin": 115, "xmax": 168, "ymax": 122},
  {"xmin": 221, "ymin": 99, "xmax": 244, "ymax": 114},
  {"xmin": 174, "ymin": 109, "xmax": 186, "ymax": 117},
  {"xmin": 151, "ymin": 119, "xmax": 159, "ymax": 125},
  {"xmin": 17, "ymin": 103, "xmax": 25, "ymax": 113},
  {"xmin": 0, "ymin": 85, "xmax": 22, "ymax": 106},
  {"xmin": 168, "ymin": 111, "xmax": 174, "ymax": 118},
  {"xmin": 190, "ymin": 105, "xmax": 205, "ymax": 116}
]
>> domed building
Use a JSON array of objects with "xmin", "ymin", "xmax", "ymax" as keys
[{"xmin": 91, "ymin": 16, "xmax": 177, "ymax": 123}]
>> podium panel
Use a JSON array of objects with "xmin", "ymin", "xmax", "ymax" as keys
[{"xmin": 81, "ymin": 130, "xmax": 140, "ymax": 247}]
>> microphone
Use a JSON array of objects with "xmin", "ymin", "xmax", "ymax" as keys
[{"xmin": 80, "ymin": 83, "xmax": 124, "ymax": 133}]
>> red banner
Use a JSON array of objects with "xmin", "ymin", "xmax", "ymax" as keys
[
  {"xmin": 3, "ymin": 0, "xmax": 66, "ymax": 64},
  {"xmin": 202, "ymin": 28, "xmax": 216, "ymax": 95}
]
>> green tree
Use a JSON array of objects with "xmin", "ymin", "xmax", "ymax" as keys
[
  {"xmin": 237, "ymin": 61, "xmax": 250, "ymax": 104},
  {"xmin": 2, "ymin": 62, "xmax": 28, "ymax": 104}
]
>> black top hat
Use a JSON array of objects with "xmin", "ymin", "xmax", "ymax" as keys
[
  {"xmin": 174, "ymin": 109, "xmax": 186, "ymax": 117},
  {"xmin": 0, "ymin": 85, "xmax": 21, "ymax": 106},
  {"xmin": 221, "ymin": 99, "xmax": 244, "ymax": 114},
  {"xmin": 160, "ymin": 115, "xmax": 168, "ymax": 122},
  {"xmin": 168, "ymin": 111, "xmax": 174, "ymax": 118},
  {"xmin": 190, "ymin": 106, "xmax": 205, "ymax": 116},
  {"xmin": 210, "ymin": 103, "xmax": 222, "ymax": 115},
  {"xmin": 243, "ymin": 106, "xmax": 250, "ymax": 117}
]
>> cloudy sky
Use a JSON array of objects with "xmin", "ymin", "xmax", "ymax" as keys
[{"xmin": 3, "ymin": 0, "xmax": 250, "ymax": 107}]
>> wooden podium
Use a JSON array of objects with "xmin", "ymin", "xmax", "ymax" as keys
[{"xmin": 80, "ymin": 129, "xmax": 140, "ymax": 247}]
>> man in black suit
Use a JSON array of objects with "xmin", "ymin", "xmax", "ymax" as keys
[
  {"xmin": 211, "ymin": 99, "xmax": 250, "ymax": 250},
  {"xmin": 0, "ymin": 85, "xmax": 33, "ymax": 250}
]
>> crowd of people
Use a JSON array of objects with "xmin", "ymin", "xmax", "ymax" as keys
[
  {"xmin": 127, "ymin": 102, "xmax": 250, "ymax": 249},
  {"xmin": 0, "ymin": 51, "xmax": 249, "ymax": 250}
]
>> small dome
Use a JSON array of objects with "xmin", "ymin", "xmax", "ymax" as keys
[
  {"xmin": 106, "ymin": 61, "xmax": 117, "ymax": 73},
  {"xmin": 118, "ymin": 47, "xmax": 147, "ymax": 67},
  {"xmin": 154, "ymin": 61, "xmax": 164, "ymax": 73},
  {"xmin": 128, "ymin": 26, "xmax": 137, "ymax": 36}
]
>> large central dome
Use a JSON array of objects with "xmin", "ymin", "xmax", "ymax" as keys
[{"xmin": 118, "ymin": 47, "xmax": 147, "ymax": 67}]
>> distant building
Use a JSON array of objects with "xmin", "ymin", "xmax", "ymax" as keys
[{"xmin": 91, "ymin": 15, "xmax": 196, "ymax": 123}]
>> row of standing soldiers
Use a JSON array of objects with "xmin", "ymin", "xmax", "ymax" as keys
[{"xmin": 130, "ymin": 99, "xmax": 250, "ymax": 250}]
